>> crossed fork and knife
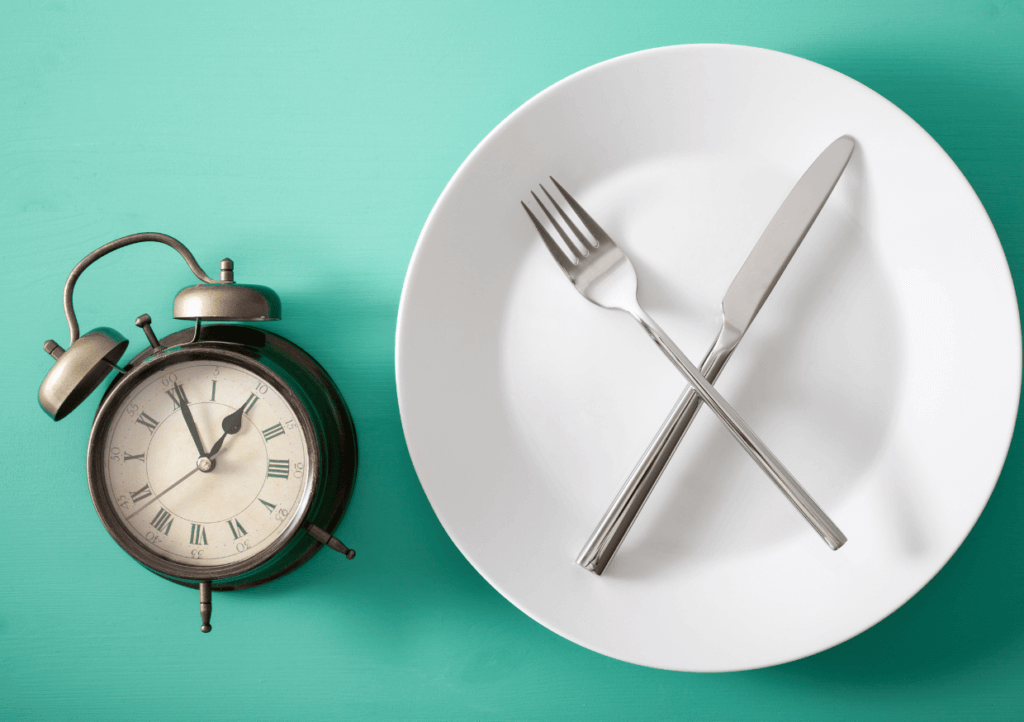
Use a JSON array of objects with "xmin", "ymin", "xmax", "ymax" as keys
[{"xmin": 522, "ymin": 136, "xmax": 856, "ymax": 574}]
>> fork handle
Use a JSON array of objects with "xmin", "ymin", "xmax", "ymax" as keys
[
  {"xmin": 627, "ymin": 306, "xmax": 847, "ymax": 552},
  {"xmin": 576, "ymin": 322, "xmax": 740, "ymax": 574}
]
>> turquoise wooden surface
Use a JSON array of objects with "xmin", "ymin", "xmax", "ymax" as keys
[{"xmin": 3, "ymin": 1, "xmax": 1023, "ymax": 719}]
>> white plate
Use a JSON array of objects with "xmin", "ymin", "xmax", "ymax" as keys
[{"xmin": 395, "ymin": 45, "xmax": 1021, "ymax": 671}]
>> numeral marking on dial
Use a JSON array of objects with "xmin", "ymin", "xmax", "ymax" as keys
[
  {"xmin": 150, "ymin": 507, "xmax": 173, "ymax": 535},
  {"xmin": 135, "ymin": 412, "xmax": 158, "ymax": 433},
  {"xmin": 110, "ymin": 364, "xmax": 311, "ymax": 562},
  {"xmin": 189, "ymin": 524, "xmax": 208, "ymax": 545},
  {"xmin": 243, "ymin": 393, "xmax": 259, "ymax": 416},
  {"xmin": 129, "ymin": 484, "xmax": 152, "ymax": 503},
  {"xmin": 227, "ymin": 519, "xmax": 248, "ymax": 539},
  {"xmin": 262, "ymin": 423, "xmax": 285, "ymax": 441},
  {"xmin": 267, "ymin": 459, "xmax": 290, "ymax": 479},
  {"xmin": 166, "ymin": 383, "xmax": 189, "ymax": 409}
]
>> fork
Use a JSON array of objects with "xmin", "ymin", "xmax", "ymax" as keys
[{"xmin": 522, "ymin": 178, "xmax": 846, "ymax": 551}]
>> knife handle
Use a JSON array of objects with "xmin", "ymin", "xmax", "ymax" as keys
[{"xmin": 576, "ymin": 323, "xmax": 739, "ymax": 575}]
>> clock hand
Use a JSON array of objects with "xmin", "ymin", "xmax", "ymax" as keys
[
  {"xmin": 125, "ymin": 405, "xmax": 244, "ymax": 521},
  {"xmin": 172, "ymin": 383, "xmax": 207, "ymax": 457},
  {"xmin": 206, "ymin": 404, "xmax": 245, "ymax": 457},
  {"xmin": 125, "ymin": 463, "xmax": 206, "ymax": 520}
]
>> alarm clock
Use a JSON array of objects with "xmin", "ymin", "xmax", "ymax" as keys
[{"xmin": 38, "ymin": 233, "xmax": 357, "ymax": 633}]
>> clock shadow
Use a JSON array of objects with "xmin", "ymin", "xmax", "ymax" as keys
[{"xmin": 220, "ymin": 279, "xmax": 493, "ymax": 645}]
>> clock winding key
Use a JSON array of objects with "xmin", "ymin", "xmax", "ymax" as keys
[{"xmin": 135, "ymin": 314, "xmax": 162, "ymax": 350}]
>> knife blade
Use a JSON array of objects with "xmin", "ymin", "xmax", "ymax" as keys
[
  {"xmin": 577, "ymin": 135, "xmax": 856, "ymax": 574},
  {"xmin": 722, "ymin": 136, "xmax": 856, "ymax": 334}
]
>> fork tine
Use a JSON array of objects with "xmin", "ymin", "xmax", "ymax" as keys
[
  {"xmin": 522, "ymin": 201, "xmax": 576, "ymax": 273},
  {"xmin": 549, "ymin": 177, "xmax": 614, "ymax": 247},
  {"xmin": 532, "ymin": 191, "xmax": 589, "ymax": 259},
  {"xmin": 540, "ymin": 185, "xmax": 593, "ymax": 253}
]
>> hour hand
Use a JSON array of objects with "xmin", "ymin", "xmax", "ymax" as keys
[
  {"xmin": 207, "ymin": 405, "xmax": 245, "ymax": 458},
  {"xmin": 172, "ymin": 383, "xmax": 207, "ymax": 457}
]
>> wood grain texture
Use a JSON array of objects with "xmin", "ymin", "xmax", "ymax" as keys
[{"xmin": 1, "ymin": 0, "xmax": 1023, "ymax": 719}]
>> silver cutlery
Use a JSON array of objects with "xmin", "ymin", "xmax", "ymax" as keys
[
  {"xmin": 521, "ymin": 176, "xmax": 847, "ymax": 556},
  {"xmin": 575, "ymin": 136, "xmax": 856, "ymax": 574}
]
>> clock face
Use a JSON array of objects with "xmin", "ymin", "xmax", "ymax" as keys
[{"xmin": 93, "ymin": 357, "xmax": 314, "ymax": 572}]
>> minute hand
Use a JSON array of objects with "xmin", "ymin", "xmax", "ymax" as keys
[
  {"xmin": 126, "ymin": 464, "xmax": 206, "ymax": 520},
  {"xmin": 126, "ymin": 405, "xmax": 246, "ymax": 520},
  {"xmin": 173, "ymin": 383, "xmax": 207, "ymax": 457},
  {"xmin": 577, "ymin": 135, "xmax": 857, "ymax": 575}
]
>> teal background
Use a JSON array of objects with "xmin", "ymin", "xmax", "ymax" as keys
[{"xmin": 2, "ymin": 1, "xmax": 1023, "ymax": 719}]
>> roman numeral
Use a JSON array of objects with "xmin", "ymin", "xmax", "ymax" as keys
[
  {"xmin": 150, "ymin": 507, "xmax": 173, "ymax": 535},
  {"xmin": 210, "ymin": 380, "xmax": 217, "ymax": 401},
  {"xmin": 189, "ymin": 524, "xmax": 208, "ymax": 545},
  {"xmin": 135, "ymin": 412, "xmax": 158, "ymax": 433},
  {"xmin": 129, "ymin": 484, "xmax": 152, "ymax": 503},
  {"xmin": 262, "ymin": 423, "xmax": 285, "ymax": 441},
  {"xmin": 166, "ymin": 382, "xmax": 188, "ymax": 409},
  {"xmin": 124, "ymin": 452, "xmax": 145, "ymax": 462},
  {"xmin": 258, "ymin": 498, "xmax": 276, "ymax": 513},
  {"xmin": 227, "ymin": 519, "xmax": 248, "ymax": 539},
  {"xmin": 267, "ymin": 459, "xmax": 289, "ymax": 479},
  {"xmin": 243, "ymin": 393, "xmax": 259, "ymax": 416}
]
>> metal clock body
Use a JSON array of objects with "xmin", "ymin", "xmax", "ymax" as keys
[
  {"xmin": 88, "ymin": 325, "xmax": 356, "ymax": 591},
  {"xmin": 38, "ymin": 233, "xmax": 358, "ymax": 631}
]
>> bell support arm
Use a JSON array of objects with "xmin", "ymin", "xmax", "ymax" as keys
[{"xmin": 62, "ymin": 233, "xmax": 217, "ymax": 344}]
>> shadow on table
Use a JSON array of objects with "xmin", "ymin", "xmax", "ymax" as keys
[
  {"xmin": 217, "ymin": 42, "xmax": 1024, "ymax": 681},
  {"xmin": 763, "ymin": 43, "xmax": 1024, "ymax": 685},
  {"xmin": 211, "ymin": 273, "xmax": 508, "ymax": 652}
]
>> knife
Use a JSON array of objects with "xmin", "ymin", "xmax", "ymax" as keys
[{"xmin": 576, "ymin": 135, "xmax": 857, "ymax": 575}]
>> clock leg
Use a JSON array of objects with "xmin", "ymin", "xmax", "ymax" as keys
[
  {"xmin": 307, "ymin": 524, "xmax": 356, "ymax": 560},
  {"xmin": 200, "ymin": 580, "xmax": 212, "ymax": 633}
]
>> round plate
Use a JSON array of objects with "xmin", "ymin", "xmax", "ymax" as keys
[{"xmin": 396, "ymin": 45, "xmax": 1021, "ymax": 671}]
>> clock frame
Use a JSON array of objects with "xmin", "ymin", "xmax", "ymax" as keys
[{"xmin": 87, "ymin": 324, "xmax": 357, "ymax": 591}]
